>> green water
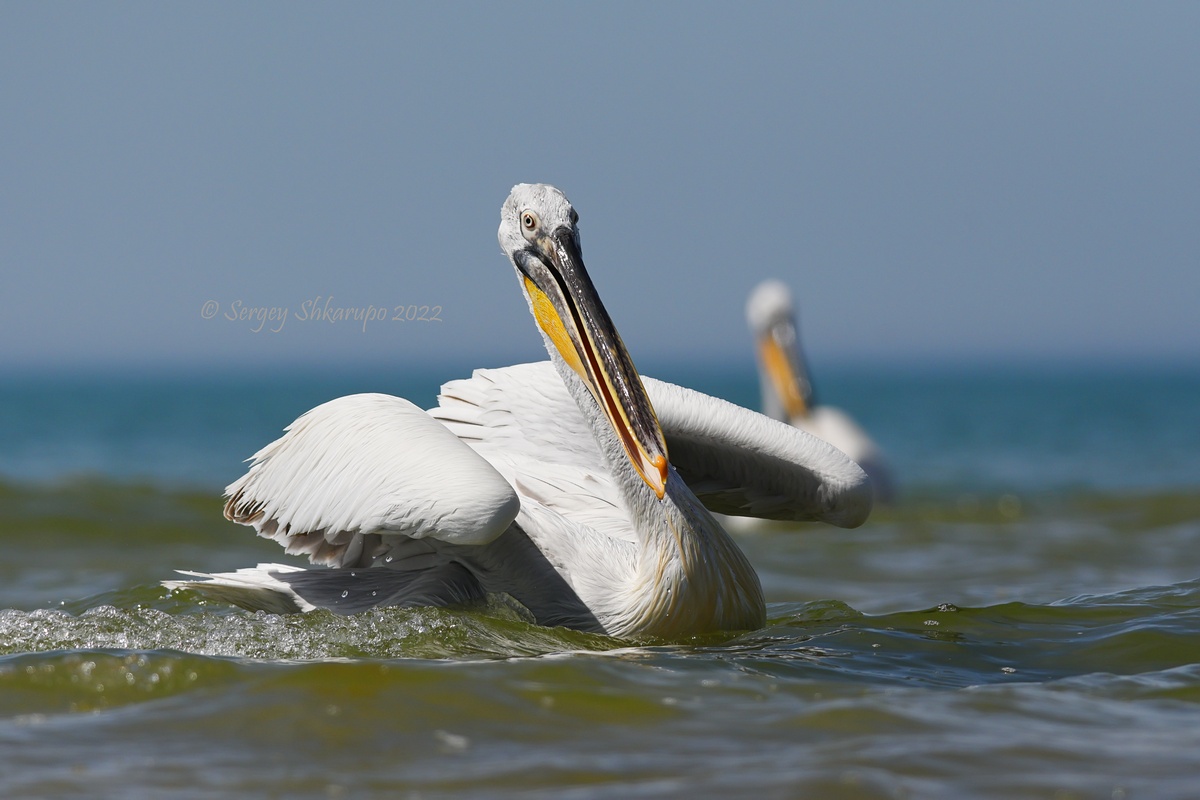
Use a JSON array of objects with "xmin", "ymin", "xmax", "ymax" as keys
[{"xmin": 2, "ymin": 481, "xmax": 1198, "ymax": 798}]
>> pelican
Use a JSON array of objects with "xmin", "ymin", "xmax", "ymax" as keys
[
  {"xmin": 746, "ymin": 279, "xmax": 894, "ymax": 502},
  {"xmin": 167, "ymin": 185, "xmax": 872, "ymax": 640}
]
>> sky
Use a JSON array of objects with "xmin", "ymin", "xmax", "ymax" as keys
[{"xmin": 2, "ymin": 2, "xmax": 1197, "ymax": 376}]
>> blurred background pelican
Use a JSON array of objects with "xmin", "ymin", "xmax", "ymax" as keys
[{"xmin": 746, "ymin": 279, "xmax": 895, "ymax": 503}]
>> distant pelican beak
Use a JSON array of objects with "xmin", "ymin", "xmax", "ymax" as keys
[
  {"xmin": 518, "ymin": 227, "xmax": 670, "ymax": 499},
  {"xmin": 758, "ymin": 324, "xmax": 810, "ymax": 420}
]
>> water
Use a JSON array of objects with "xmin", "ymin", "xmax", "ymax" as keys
[{"xmin": 1, "ymin": 361, "xmax": 1198, "ymax": 798}]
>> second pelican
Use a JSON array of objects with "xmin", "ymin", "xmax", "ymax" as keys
[{"xmin": 746, "ymin": 279, "xmax": 894, "ymax": 502}]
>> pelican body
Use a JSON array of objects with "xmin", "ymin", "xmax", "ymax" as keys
[
  {"xmin": 746, "ymin": 279, "xmax": 894, "ymax": 502},
  {"xmin": 168, "ymin": 185, "xmax": 872, "ymax": 641}
]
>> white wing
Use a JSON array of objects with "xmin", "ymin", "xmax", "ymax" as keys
[
  {"xmin": 432, "ymin": 363, "xmax": 634, "ymax": 545},
  {"xmin": 432, "ymin": 362, "xmax": 871, "ymax": 530},
  {"xmin": 223, "ymin": 393, "xmax": 520, "ymax": 567},
  {"xmin": 647, "ymin": 376, "xmax": 871, "ymax": 527},
  {"xmin": 433, "ymin": 362, "xmax": 602, "ymax": 473},
  {"xmin": 783, "ymin": 406, "xmax": 894, "ymax": 505}
]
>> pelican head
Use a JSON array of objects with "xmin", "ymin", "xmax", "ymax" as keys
[
  {"xmin": 499, "ymin": 183, "xmax": 669, "ymax": 499},
  {"xmin": 746, "ymin": 279, "xmax": 813, "ymax": 421}
]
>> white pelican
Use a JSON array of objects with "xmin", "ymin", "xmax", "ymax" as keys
[
  {"xmin": 167, "ymin": 185, "xmax": 872, "ymax": 640},
  {"xmin": 746, "ymin": 279, "xmax": 894, "ymax": 502}
]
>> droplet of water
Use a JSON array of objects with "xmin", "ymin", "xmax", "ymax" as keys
[
  {"xmin": 340, "ymin": 590, "xmax": 349, "ymax": 599},
  {"xmin": 434, "ymin": 729, "xmax": 470, "ymax": 752}
]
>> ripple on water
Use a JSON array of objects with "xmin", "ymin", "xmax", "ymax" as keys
[{"xmin": 0, "ymin": 593, "xmax": 620, "ymax": 663}]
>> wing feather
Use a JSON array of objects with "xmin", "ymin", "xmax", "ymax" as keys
[
  {"xmin": 642, "ymin": 377, "xmax": 873, "ymax": 527},
  {"xmin": 224, "ymin": 393, "xmax": 520, "ymax": 567},
  {"xmin": 431, "ymin": 362, "xmax": 871, "ymax": 530},
  {"xmin": 432, "ymin": 364, "xmax": 630, "ymax": 541}
]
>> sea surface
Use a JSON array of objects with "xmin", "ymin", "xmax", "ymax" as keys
[{"xmin": 1, "ymin": 361, "xmax": 1198, "ymax": 798}]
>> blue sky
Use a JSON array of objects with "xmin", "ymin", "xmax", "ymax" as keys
[{"xmin": 2, "ymin": 3, "xmax": 1197, "ymax": 374}]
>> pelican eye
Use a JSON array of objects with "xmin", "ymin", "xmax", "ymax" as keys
[
  {"xmin": 569, "ymin": 209, "xmax": 578, "ymax": 225},
  {"xmin": 521, "ymin": 211, "xmax": 538, "ymax": 231}
]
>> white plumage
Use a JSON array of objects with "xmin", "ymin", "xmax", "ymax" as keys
[{"xmin": 224, "ymin": 393, "xmax": 520, "ymax": 563}]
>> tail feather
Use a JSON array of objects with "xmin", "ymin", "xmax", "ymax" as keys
[
  {"xmin": 164, "ymin": 563, "xmax": 314, "ymax": 614},
  {"xmin": 164, "ymin": 561, "xmax": 485, "ymax": 616}
]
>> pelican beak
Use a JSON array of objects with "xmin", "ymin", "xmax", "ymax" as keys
[
  {"xmin": 517, "ymin": 227, "xmax": 670, "ymax": 499},
  {"xmin": 758, "ymin": 324, "xmax": 809, "ymax": 420}
]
